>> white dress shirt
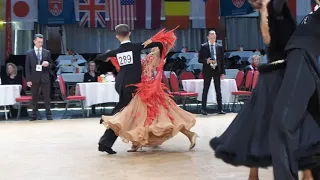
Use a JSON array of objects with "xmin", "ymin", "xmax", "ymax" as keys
[
  {"xmin": 121, "ymin": 40, "xmax": 131, "ymax": 44},
  {"xmin": 34, "ymin": 46, "xmax": 43, "ymax": 61}
]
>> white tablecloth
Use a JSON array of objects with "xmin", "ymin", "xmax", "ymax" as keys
[
  {"xmin": 182, "ymin": 79, "xmax": 237, "ymax": 103},
  {"xmin": 61, "ymin": 73, "xmax": 85, "ymax": 82},
  {"xmin": 76, "ymin": 82, "xmax": 119, "ymax": 107},
  {"xmin": 0, "ymin": 85, "xmax": 21, "ymax": 106}
]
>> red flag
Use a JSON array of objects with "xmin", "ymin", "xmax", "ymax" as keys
[
  {"xmin": 135, "ymin": 0, "xmax": 146, "ymax": 29},
  {"xmin": 136, "ymin": 0, "xmax": 162, "ymax": 29},
  {"xmin": 288, "ymin": 0, "xmax": 297, "ymax": 19},
  {"xmin": 205, "ymin": 0, "xmax": 219, "ymax": 28}
]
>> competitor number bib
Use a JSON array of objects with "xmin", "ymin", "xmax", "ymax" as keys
[{"xmin": 116, "ymin": 51, "xmax": 133, "ymax": 66}]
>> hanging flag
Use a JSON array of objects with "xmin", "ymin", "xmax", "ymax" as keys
[
  {"xmin": 288, "ymin": 0, "xmax": 297, "ymax": 19},
  {"xmin": 220, "ymin": 0, "xmax": 254, "ymax": 16},
  {"xmin": 297, "ymin": 0, "xmax": 311, "ymax": 22},
  {"xmin": 164, "ymin": 0, "xmax": 190, "ymax": 29},
  {"xmin": 135, "ymin": 0, "xmax": 162, "ymax": 29},
  {"xmin": 11, "ymin": 0, "xmax": 37, "ymax": 21},
  {"xmin": 206, "ymin": 0, "xmax": 220, "ymax": 28},
  {"xmin": 191, "ymin": 0, "xmax": 205, "ymax": 28},
  {"xmin": 74, "ymin": 0, "xmax": 80, "ymax": 21},
  {"xmin": 107, "ymin": 0, "xmax": 135, "ymax": 31},
  {"xmin": 11, "ymin": 0, "xmax": 37, "ymax": 30},
  {"xmin": 79, "ymin": 0, "xmax": 107, "ymax": 28},
  {"xmin": 38, "ymin": 0, "xmax": 76, "ymax": 25}
]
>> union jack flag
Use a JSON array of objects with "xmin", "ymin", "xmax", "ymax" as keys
[
  {"xmin": 107, "ymin": 0, "xmax": 135, "ymax": 31},
  {"xmin": 79, "ymin": 0, "xmax": 107, "ymax": 28}
]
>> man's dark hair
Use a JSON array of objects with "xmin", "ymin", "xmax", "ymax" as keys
[
  {"xmin": 34, "ymin": 34, "xmax": 44, "ymax": 40},
  {"xmin": 115, "ymin": 24, "xmax": 130, "ymax": 37}
]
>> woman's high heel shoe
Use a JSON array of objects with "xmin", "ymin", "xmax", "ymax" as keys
[
  {"xmin": 127, "ymin": 145, "xmax": 139, "ymax": 152},
  {"xmin": 189, "ymin": 133, "xmax": 198, "ymax": 150}
]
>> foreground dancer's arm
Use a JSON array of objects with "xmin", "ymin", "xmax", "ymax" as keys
[
  {"xmin": 259, "ymin": 4, "xmax": 271, "ymax": 45},
  {"xmin": 95, "ymin": 49, "xmax": 118, "ymax": 61}
]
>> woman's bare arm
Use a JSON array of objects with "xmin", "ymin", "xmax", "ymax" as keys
[{"xmin": 259, "ymin": 5, "xmax": 271, "ymax": 45}]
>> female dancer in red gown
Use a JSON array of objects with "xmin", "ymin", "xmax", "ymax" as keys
[{"xmin": 101, "ymin": 29, "xmax": 197, "ymax": 151}]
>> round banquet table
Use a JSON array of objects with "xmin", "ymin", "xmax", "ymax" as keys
[
  {"xmin": 76, "ymin": 82, "xmax": 119, "ymax": 108},
  {"xmin": 0, "ymin": 85, "xmax": 22, "ymax": 119},
  {"xmin": 181, "ymin": 79, "xmax": 237, "ymax": 103}
]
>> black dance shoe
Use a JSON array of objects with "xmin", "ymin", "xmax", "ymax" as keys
[
  {"xmin": 200, "ymin": 109, "xmax": 208, "ymax": 115},
  {"xmin": 217, "ymin": 110, "xmax": 226, "ymax": 115},
  {"xmin": 98, "ymin": 145, "xmax": 117, "ymax": 154}
]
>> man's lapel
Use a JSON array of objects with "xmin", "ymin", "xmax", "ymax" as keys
[{"xmin": 32, "ymin": 49, "xmax": 38, "ymax": 62}]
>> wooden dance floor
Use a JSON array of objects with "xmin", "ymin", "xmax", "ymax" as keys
[{"xmin": 0, "ymin": 114, "xmax": 274, "ymax": 180}]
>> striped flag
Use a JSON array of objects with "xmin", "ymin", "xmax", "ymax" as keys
[
  {"xmin": 164, "ymin": 0, "xmax": 190, "ymax": 29},
  {"xmin": 79, "ymin": 0, "xmax": 107, "ymax": 28},
  {"xmin": 107, "ymin": 0, "xmax": 135, "ymax": 31},
  {"xmin": 205, "ymin": 0, "xmax": 219, "ymax": 28},
  {"xmin": 191, "ymin": 0, "xmax": 205, "ymax": 28},
  {"xmin": 135, "ymin": 0, "xmax": 162, "ymax": 29}
]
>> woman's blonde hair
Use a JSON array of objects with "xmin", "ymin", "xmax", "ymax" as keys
[
  {"xmin": 88, "ymin": 61, "xmax": 96, "ymax": 71},
  {"xmin": 6, "ymin": 63, "xmax": 17, "ymax": 76},
  {"xmin": 252, "ymin": 55, "xmax": 260, "ymax": 61}
]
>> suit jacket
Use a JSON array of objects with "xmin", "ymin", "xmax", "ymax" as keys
[
  {"xmin": 198, "ymin": 42, "xmax": 225, "ymax": 76},
  {"xmin": 25, "ymin": 48, "xmax": 55, "ymax": 84}
]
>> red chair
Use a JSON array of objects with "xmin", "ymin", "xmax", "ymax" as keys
[
  {"xmin": 58, "ymin": 76, "xmax": 86, "ymax": 118},
  {"xmin": 198, "ymin": 72, "xmax": 204, "ymax": 79},
  {"xmin": 179, "ymin": 71, "xmax": 195, "ymax": 82},
  {"xmin": 252, "ymin": 71, "xmax": 259, "ymax": 89},
  {"xmin": 16, "ymin": 95, "xmax": 32, "ymax": 119},
  {"xmin": 16, "ymin": 77, "xmax": 32, "ymax": 119},
  {"xmin": 169, "ymin": 72, "xmax": 198, "ymax": 110},
  {"xmin": 161, "ymin": 71, "xmax": 170, "ymax": 90},
  {"xmin": 235, "ymin": 70, "xmax": 244, "ymax": 88},
  {"xmin": 231, "ymin": 70, "xmax": 254, "ymax": 111}
]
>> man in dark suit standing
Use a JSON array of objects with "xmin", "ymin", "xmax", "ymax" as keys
[
  {"xmin": 25, "ymin": 34, "xmax": 55, "ymax": 121},
  {"xmin": 198, "ymin": 30, "xmax": 226, "ymax": 115}
]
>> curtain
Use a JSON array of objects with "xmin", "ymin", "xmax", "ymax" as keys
[
  {"xmin": 12, "ymin": 30, "xmax": 33, "ymax": 55},
  {"xmin": 64, "ymin": 23, "xmax": 208, "ymax": 53},
  {"xmin": 225, "ymin": 17, "xmax": 264, "ymax": 51}
]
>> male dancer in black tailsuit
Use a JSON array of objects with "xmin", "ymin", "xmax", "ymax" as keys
[
  {"xmin": 198, "ymin": 30, "xmax": 226, "ymax": 115},
  {"xmin": 95, "ymin": 24, "xmax": 163, "ymax": 154},
  {"xmin": 267, "ymin": 3, "xmax": 320, "ymax": 179}
]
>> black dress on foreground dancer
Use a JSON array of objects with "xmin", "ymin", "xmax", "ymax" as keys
[
  {"xmin": 269, "ymin": 6, "xmax": 320, "ymax": 180},
  {"xmin": 209, "ymin": 0, "xmax": 320, "ymax": 179}
]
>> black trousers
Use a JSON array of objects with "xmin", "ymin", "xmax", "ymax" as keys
[
  {"xmin": 98, "ymin": 85, "xmax": 136, "ymax": 148},
  {"xmin": 31, "ymin": 82, "xmax": 52, "ymax": 117},
  {"xmin": 202, "ymin": 70, "xmax": 222, "ymax": 111},
  {"xmin": 269, "ymin": 49, "xmax": 316, "ymax": 180}
]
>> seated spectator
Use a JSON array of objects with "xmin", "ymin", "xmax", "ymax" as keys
[
  {"xmin": 84, "ymin": 61, "xmax": 100, "ymax": 82},
  {"xmin": 247, "ymin": 55, "xmax": 260, "ymax": 71},
  {"xmin": 83, "ymin": 61, "xmax": 100, "ymax": 114},
  {"xmin": 1, "ymin": 63, "xmax": 28, "ymax": 117}
]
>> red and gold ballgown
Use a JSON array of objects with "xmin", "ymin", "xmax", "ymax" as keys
[{"xmin": 101, "ymin": 29, "xmax": 196, "ymax": 147}]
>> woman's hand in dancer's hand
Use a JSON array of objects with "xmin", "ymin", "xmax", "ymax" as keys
[{"xmin": 143, "ymin": 39, "xmax": 152, "ymax": 48}]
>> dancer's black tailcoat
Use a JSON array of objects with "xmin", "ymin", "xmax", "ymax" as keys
[{"xmin": 96, "ymin": 41, "xmax": 163, "ymax": 149}]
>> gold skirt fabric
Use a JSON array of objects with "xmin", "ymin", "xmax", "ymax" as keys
[{"xmin": 102, "ymin": 96, "xmax": 196, "ymax": 147}]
